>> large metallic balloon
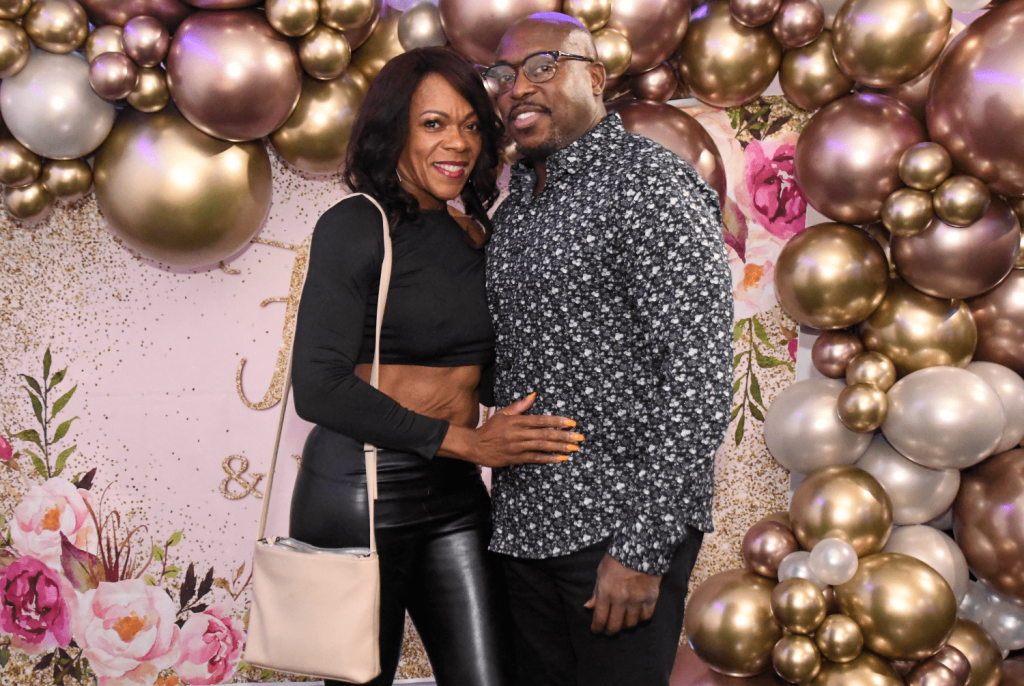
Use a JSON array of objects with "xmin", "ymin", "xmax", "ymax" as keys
[
  {"xmin": 677, "ymin": 0, "xmax": 781, "ymax": 108},
  {"xmin": 764, "ymin": 379, "xmax": 872, "ymax": 474},
  {"xmin": 593, "ymin": 27, "xmax": 632, "ymax": 81},
  {"xmin": 730, "ymin": 0, "xmax": 780, "ymax": 27},
  {"xmin": 927, "ymin": 1, "xmax": 1024, "ymax": 198},
  {"xmin": 299, "ymin": 25, "xmax": 351, "ymax": 81},
  {"xmin": 0, "ymin": 0, "xmax": 31, "ymax": 20},
  {"xmin": 604, "ymin": 0, "xmax": 690, "ymax": 75},
  {"xmin": 340, "ymin": 0, "xmax": 380, "ymax": 51},
  {"xmin": 673, "ymin": 644, "xmax": 790, "ymax": 686},
  {"xmin": 743, "ymin": 519, "xmax": 800, "ymax": 578},
  {"xmin": 127, "ymin": 66, "xmax": 169, "ymax": 112},
  {"xmin": 93, "ymin": 106, "xmax": 272, "ymax": 267},
  {"xmin": 933, "ymin": 176, "xmax": 992, "ymax": 229},
  {"xmin": 845, "ymin": 351, "xmax": 896, "ymax": 391},
  {"xmin": 855, "ymin": 435, "xmax": 960, "ymax": 526},
  {"xmin": 629, "ymin": 63, "xmax": 678, "ymax": 103},
  {"xmin": 685, "ymin": 569, "xmax": 782, "ymax": 677},
  {"xmin": 811, "ymin": 330, "xmax": 863, "ymax": 378},
  {"xmin": 179, "ymin": 0, "xmax": 259, "ymax": 7},
  {"xmin": 859, "ymin": 280, "xmax": 977, "ymax": 376},
  {"xmin": 167, "ymin": 10, "xmax": 301, "ymax": 142},
  {"xmin": 779, "ymin": 31, "xmax": 852, "ymax": 112},
  {"xmin": 882, "ymin": 189, "xmax": 933, "ymax": 238},
  {"xmin": 85, "ymin": 25, "xmax": 124, "ymax": 61},
  {"xmin": 969, "ymin": 270, "xmax": 1024, "ymax": 376},
  {"xmin": 606, "ymin": 99, "xmax": 726, "ymax": 206},
  {"xmin": 795, "ymin": 93, "xmax": 925, "ymax": 224},
  {"xmin": 836, "ymin": 552, "xmax": 957, "ymax": 660},
  {"xmin": 773, "ymin": 634, "xmax": 822, "ymax": 684},
  {"xmin": 892, "ymin": 196, "xmax": 1020, "ymax": 300},
  {"xmin": 883, "ymin": 366, "xmax": 1005, "ymax": 470},
  {"xmin": 771, "ymin": 0, "xmax": 823, "ymax": 48},
  {"xmin": 2, "ymin": 180, "xmax": 54, "ymax": 224},
  {"xmin": 24, "ymin": 0, "xmax": 89, "ymax": 53},
  {"xmin": 265, "ymin": 0, "xmax": 318, "ymax": 37},
  {"xmin": 900, "ymin": 142, "xmax": 953, "ymax": 191},
  {"xmin": 39, "ymin": 158, "xmax": 91, "ymax": 204},
  {"xmin": 837, "ymin": 383, "xmax": 888, "ymax": 433},
  {"xmin": 771, "ymin": 578, "xmax": 827, "ymax": 635},
  {"xmin": 397, "ymin": 1, "xmax": 446, "ymax": 50},
  {"xmin": 945, "ymin": 620, "xmax": 1003, "ymax": 686},
  {"xmin": 563, "ymin": 0, "xmax": 612, "ymax": 31},
  {"xmin": 349, "ymin": 5, "xmax": 404, "ymax": 84},
  {"xmin": 0, "ymin": 137, "xmax": 41, "ymax": 188},
  {"xmin": 790, "ymin": 465, "xmax": 893, "ymax": 554},
  {"xmin": 123, "ymin": 15, "xmax": 169, "ymax": 68},
  {"xmin": 774, "ymin": 222, "xmax": 889, "ymax": 329},
  {"xmin": 883, "ymin": 525, "xmax": 968, "ymax": 604},
  {"xmin": 967, "ymin": 362, "xmax": 1024, "ymax": 454},
  {"xmin": 814, "ymin": 615, "xmax": 864, "ymax": 663},
  {"xmin": 955, "ymin": 449, "xmax": 1024, "ymax": 604},
  {"xmin": 269, "ymin": 72, "xmax": 364, "ymax": 174},
  {"xmin": 78, "ymin": 0, "xmax": 192, "ymax": 28},
  {"xmin": 438, "ymin": 0, "xmax": 558, "ymax": 67},
  {"xmin": 832, "ymin": 0, "xmax": 950, "ymax": 88},
  {"xmin": 89, "ymin": 52, "xmax": 138, "ymax": 101},
  {"xmin": 321, "ymin": 0, "xmax": 376, "ymax": 32},
  {"xmin": 0, "ymin": 19, "xmax": 28, "ymax": 78},
  {"xmin": 0, "ymin": 51, "xmax": 115, "ymax": 160},
  {"xmin": 809, "ymin": 652, "xmax": 903, "ymax": 686}
]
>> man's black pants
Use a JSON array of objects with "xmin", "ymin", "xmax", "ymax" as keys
[{"xmin": 499, "ymin": 527, "xmax": 704, "ymax": 686}]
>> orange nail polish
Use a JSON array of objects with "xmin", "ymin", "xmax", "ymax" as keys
[
  {"xmin": 567, "ymin": 445, "xmax": 580, "ymax": 452},
  {"xmin": 558, "ymin": 455, "xmax": 571, "ymax": 462},
  {"xmin": 564, "ymin": 419, "xmax": 577, "ymax": 427},
  {"xmin": 571, "ymin": 433, "xmax": 585, "ymax": 442}
]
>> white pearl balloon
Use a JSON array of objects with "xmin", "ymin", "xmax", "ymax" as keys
[
  {"xmin": 883, "ymin": 525, "xmax": 969, "ymax": 603},
  {"xmin": 982, "ymin": 588, "xmax": 1024, "ymax": 651},
  {"xmin": 926, "ymin": 507, "xmax": 954, "ymax": 531},
  {"xmin": 855, "ymin": 435, "xmax": 960, "ymax": 526},
  {"xmin": 778, "ymin": 551, "xmax": 829, "ymax": 590},
  {"xmin": 0, "ymin": 50, "xmax": 115, "ymax": 160},
  {"xmin": 959, "ymin": 581, "xmax": 992, "ymax": 623},
  {"xmin": 967, "ymin": 361, "xmax": 1024, "ymax": 454},
  {"xmin": 808, "ymin": 537, "xmax": 859, "ymax": 586}
]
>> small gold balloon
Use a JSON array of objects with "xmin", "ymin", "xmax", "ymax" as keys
[
  {"xmin": 779, "ymin": 30, "xmax": 852, "ymax": 112},
  {"xmin": 0, "ymin": 19, "xmax": 28, "ymax": 78},
  {"xmin": 0, "ymin": 0, "xmax": 31, "ymax": 20},
  {"xmin": 773, "ymin": 635, "xmax": 823, "ymax": 684},
  {"xmin": 127, "ymin": 67, "xmax": 170, "ymax": 113},
  {"xmin": 882, "ymin": 188, "xmax": 934, "ymax": 238},
  {"xmin": 85, "ymin": 25, "xmax": 124, "ymax": 62},
  {"xmin": 943, "ymin": 620, "xmax": 1002, "ymax": 686},
  {"xmin": 40, "ymin": 158, "xmax": 92, "ymax": 203},
  {"xmin": 266, "ymin": 0, "xmax": 319, "ymax": 37},
  {"xmin": 349, "ymin": 5, "xmax": 403, "ymax": 84},
  {"xmin": 810, "ymin": 652, "xmax": 904, "ymax": 686},
  {"xmin": 0, "ymin": 137, "xmax": 41, "ymax": 188},
  {"xmin": 396, "ymin": 0, "xmax": 446, "ymax": 50},
  {"xmin": 629, "ymin": 63, "xmax": 678, "ymax": 103},
  {"xmin": 772, "ymin": 0, "xmax": 824, "ymax": 49},
  {"xmin": 789, "ymin": 465, "xmax": 893, "ymax": 556},
  {"xmin": 320, "ymin": 0, "xmax": 376, "ymax": 32},
  {"xmin": 23, "ymin": 0, "xmax": 88, "ymax": 54},
  {"xmin": 730, "ymin": 0, "xmax": 782, "ymax": 27},
  {"xmin": 837, "ymin": 382, "xmax": 888, "ymax": 433},
  {"xmin": 563, "ymin": 0, "xmax": 612, "ymax": 31},
  {"xmin": 122, "ymin": 15, "xmax": 170, "ymax": 68},
  {"xmin": 815, "ymin": 614, "xmax": 864, "ymax": 663},
  {"xmin": 764, "ymin": 511, "xmax": 792, "ymax": 528},
  {"xmin": 299, "ymin": 24, "xmax": 351, "ymax": 81},
  {"xmin": 771, "ymin": 578, "xmax": 828, "ymax": 635},
  {"xmin": 593, "ymin": 27, "xmax": 632, "ymax": 81},
  {"xmin": 3, "ymin": 180, "xmax": 55, "ymax": 224},
  {"xmin": 899, "ymin": 142, "xmax": 952, "ymax": 191},
  {"xmin": 845, "ymin": 351, "xmax": 897, "ymax": 391},
  {"xmin": 933, "ymin": 175, "xmax": 992, "ymax": 228}
]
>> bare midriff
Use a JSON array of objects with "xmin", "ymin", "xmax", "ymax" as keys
[{"xmin": 355, "ymin": 363, "xmax": 482, "ymax": 430}]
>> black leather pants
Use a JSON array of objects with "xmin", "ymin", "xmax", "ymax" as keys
[{"xmin": 289, "ymin": 426, "xmax": 513, "ymax": 686}]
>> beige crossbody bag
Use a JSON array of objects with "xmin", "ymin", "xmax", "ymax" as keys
[{"xmin": 243, "ymin": 194, "xmax": 392, "ymax": 683}]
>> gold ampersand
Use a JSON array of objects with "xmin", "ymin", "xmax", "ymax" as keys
[{"xmin": 220, "ymin": 455, "xmax": 265, "ymax": 500}]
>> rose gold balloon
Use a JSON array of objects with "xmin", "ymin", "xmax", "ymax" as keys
[
  {"xmin": 123, "ymin": 15, "xmax": 169, "ymax": 68},
  {"xmin": 340, "ymin": 0, "xmax": 380, "ymax": 51},
  {"xmin": 127, "ymin": 66, "xmax": 169, "ymax": 112},
  {"xmin": 743, "ymin": 519, "xmax": 800, "ymax": 577},
  {"xmin": 630, "ymin": 63, "xmax": 677, "ymax": 103},
  {"xmin": 1000, "ymin": 657, "xmax": 1023, "ymax": 686},
  {"xmin": 811, "ymin": 330, "xmax": 864, "ymax": 378},
  {"xmin": 779, "ymin": 30, "xmax": 852, "ymax": 112},
  {"xmin": 266, "ymin": 0, "xmax": 318, "ymax": 37},
  {"xmin": 900, "ymin": 142, "xmax": 952, "ymax": 191},
  {"xmin": 0, "ymin": 19, "xmax": 28, "ymax": 78},
  {"xmin": 969, "ymin": 270, "xmax": 1024, "ymax": 375},
  {"xmin": 730, "ymin": 0, "xmax": 781, "ymax": 27},
  {"xmin": 166, "ymin": 10, "xmax": 302, "ymax": 142},
  {"xmin": 815, "ymin": 614, "xmax": 864, "ymax": 663},
  {"xmin": 672, "ymin": 644, "xmax": 789, "ymax": 686},
  {"xmin": 0, "ymin": 137, "xmax": 41, "ymax": 188},
  {"xmin": 40, "ymin": 158, "xmax": 92, "ymax": 203},
  {"xmin": 945, "ymin": 620, "xmax": 1003, "ymax": 686},
  {"xmin": 932, "ymin": 645, "xmax": 973, "ymax": 686},
  {"xmin": 795, "ymin": 93, "xmax": 926, "ymax": 224},
  {"xmin": 24, "ymin": 0, "xmax": 89, "ymax": 53},
  {"xmin": 846, "ymin": 351, "xmax": 897, "ymax": 391},
  {"xmin": 837, "ymin": 382, "xmax": 888, "ymax": 433},
  {"xmin": 89, "ymin": 52, "xmax": 139, "ymax": 101},
  {"xmin": 606, "ymin": 99, "xmax": 727, "ymax": 207},
  {"xmin": 321, "ymin": 0, "xmax": 375, "ymax": 32},
  {"xmin": 790, "ymin": 465, "xmax": 893, "ymax": 555},
  {"xmin": 809, "ymin": 652, "xmax": 903, "ymax": 686},
  {"xmin": 907, "ymin": 661, "xmax": 963, "ymax": 686},
  {"xmin": 892, "ymin": 661, "xmax": 920, "ymax": 677},
  {"xmin": 892, "ymin": 196, "xmax": 1020, "ymax": 300},
  {"xmin": 773, "ymin": 634, "xmax": 823, "ymax": 684},
  {"xmin": 563, "ymin": 0, "xmax": 612, "ymax": 31},
  {"xmin": 78, "ymin": 0, "xmax": 192, "ymax": 29},
  {"xmin": 772, "ymin": 0, "xmax": 823, "ymax": 48},
  {"xmin": 883, "ymin": 188, "xmax": 934, "ymax": 238},
  {"xmin": 933, "ymin": 176, "xmax": 992, "ymax": 229},
  {"xmin": 299, "ymin": 24, "xmax": 351, "ymax": 81},
  {"xmin": 594, "ymin": 27, "xmax": 633, "ymax": 81},
  {"xmin": 677, "ymin": 0, "xmax": 782, "ymax": 107},
  {"xmin": 0, "ymin": 0, "xmax": 31, "ymax": 20},
  {"xmin": 3, "ymin": 180, "xmax": 54, "ymax": 224},
  {"xmin": 832, "ymin": 0, "xmax": 950, "ymax": 88},
  {"xmin": 439, "ymin": 0, "xmax": 559, "ymax": 67},
  {"xmin": 85, "ymin": 25, "xmax": 124, "ymax": 61},
  {"xmin": 180, "ymin": 0, "xmax": 258, "ymax": 8},
  {"xmin": 605, "ymin": 0, "xmax": 690, "ymax": 75}
]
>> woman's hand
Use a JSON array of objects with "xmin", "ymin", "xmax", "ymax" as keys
[{"xmin": 438, "ymin": 393, "xmax": 582, "ymax": 468}]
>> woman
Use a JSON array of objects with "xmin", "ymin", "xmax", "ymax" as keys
[{"xmin": 289, "ymin": 48, "xmax": 583, "ymax": 686}]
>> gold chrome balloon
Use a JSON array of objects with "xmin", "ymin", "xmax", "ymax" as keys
[
  {"xmin": 89, "ymin": 52, "xmax": 139, "ymax": 101},
  {"xmin": 320, "ymin": 0, "xmax": 376, "ymax": 32},
  {"xmin": 127, "ymin": 66, "xmax": 169, "ymax": 112},
  {"xmin": 396, "ymin": 0, "xmax": 446, "ymax": 51},
  {"xmin": 0, "ymin": 0, "xmax": 31, "ymax": 20},
  {"xmin": 832, "ymin": 0, "xmax": 950, "ymax": 88},
  {"xmin": 0, "ymin": 19, "xmax": 28, "ymax": 78},
  {"xmin": 563, "ymin": 0, "xmax": 611, "ymax": 31},
  {"xmin": 845, "ymin": 351, "xmax": 896, "ymax": 391},
  {"xmin": 771, "ymin": 578, "xmax": 827, "ymax": 635},
  {"xmin": 837, "ymin": 382, "xmax": 888, "ymax": 433},
  {"xmin": 350, "ymin": 5, "xmax": 402, "ymax": 84},
  {"xmin": 743, "ymin": 519, "xmax": 800, "ymax": 578},
  {"xmin": 779, "ymin": 31, "xmax": 851, "ymax": 112},
  {"xmin": 899, "ymin": 142, "xmax": 952, "ymax": 191},
  {"xmin": 809, "ymin": 652, "xmax": 903, "ymax": 686},
  {"xmin": 882, "ymin": 188, "xmax": 933, "ymax": 238},
  {"xmin": 685, "ymin": 569, "xmax": 782, "ymax": 677},
  {"xmin": 861, "ymin": 222, "xmax": 896, "ymax": 278},
  {"xmin": 677, "ymin": 0, "xmax": 782, "ymax": 108},
  {"xmin": 811, "ymin": 330, "xmax": 864, "ymax": 378},
  {"xmin": 859, "ymin": 280, "xmax": 977, "ymax": 376},
  {"xmin": 265, "ymin": 0, "xmax": 318, "ymax": 37},
  {"xmin": 933, "ymin": 175, "xmax": 992, "ymax": 228},
  {"xmin": 122, "ymin": 15, "xmax": 170, "ymax": 68},
  {"xmin": 40, "ymin": 158, "xmax": 92, "ymax": 203},
  {"xmin": 3, "ymin": 180, "xmax": 55, "ymax": 224},
  {"xmin": 0, "ymin": 137, "xmax": 41, "ymax": 188},
  {"xmin": 772, "ymin": 0, "xmax": 823, "ymax": 48},
  {"xmin": 773, "ymin": 635, "xmax": 822, "ymax": 684},
  {"xmin": 730, "ymin": 0, "xmax": 781, "ymax": 27},
  {"xmin": 814, "ymin": 614, "xmax": 863, "ymax": 663},
  {"xmin": 789, "ymin": 465, "xmax": 893, "ymax": 555},
  {"xmin": 24, "ymin": 0, "xmax": 89, "ymax": 53},
  {"xmin": 836, "ymin": 552, "xmax": 957, "ymax": 660},
  {"xmin": 299, "ymin": 24, "xmax": 351, "ymax": 81},
  {"xmin": 944, "ymin": 620, "xmax": 1003, "ymax": 686},
  {"xmin": 969, "ymin": 270, "xmax": 1024, "ymax": 374},
  {"xmin": 85, "ymin": 25, "xmax": 124, "ymax": 62},
  {"xmin": 773, "ymin": 222, "xmax": 890, "ymax": 330},
  {"xmin": 593, "ymin": 27, "xmax": 632, "ymax": 81},
  {"xmin": 629, "ymin": 63, "xmax": 677, "ymax": 103},
  {"xmin": 605, "ymin": 0, "xmax": 690, "ymax": 74}
]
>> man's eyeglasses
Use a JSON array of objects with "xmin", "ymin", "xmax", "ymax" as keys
[{"xmin": 482, "ymin": 51, "xmax": 595, "ymax": 95}]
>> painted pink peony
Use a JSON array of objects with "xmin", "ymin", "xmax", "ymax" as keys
[
  {"xmin": 0, "ymin": 434, "xmax": 12, "ymax": 461},
  {"xmin": 744, "ymin": 136, "xmax": 807, "ymax": 240},
  {"xmin": 11, "ymin": 477, "xmax": 97, "ymax": 569},
  {"xmin": 74, "ymin": 579, "xmax": 181, "ymax": 686},
  {"xmin": 173, "ymin": 607, "xmax": 245, "ymax": 685},
  {"xmin": 0, "ymin": 555, "xmax": 74, "ymax": 652}
]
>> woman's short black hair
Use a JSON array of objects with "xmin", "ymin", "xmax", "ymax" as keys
[{"xmin": 345, "ymin": 47, "xmax": 504, "ymax": 233}]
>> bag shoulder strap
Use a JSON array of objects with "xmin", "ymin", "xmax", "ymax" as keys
[{"xmin": 256, "ymin": 192, "xmax": 393, "ymax": 553}]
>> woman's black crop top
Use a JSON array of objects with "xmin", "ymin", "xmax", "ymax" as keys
[{"xmin": 291, "ymin": 195, "xmax": 495, "ymax": 459}]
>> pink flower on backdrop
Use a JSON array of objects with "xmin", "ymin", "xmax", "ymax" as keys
[
  {"xmin": 11, "ymin": 477, "xmax": 97, "ymax": 570},
  {"xmin": 744, "ymin": 135, "xmax": 807, "ymax": 241},
  {"xmin": 0, "ymin": 555, "xmax": 74, "ymax": 653},
  {"xmin": 74, "ymin": 578, "xmax": 181, "ymax": 686},
  {"xmin": 0, "ymin": 434, "xmax": 12, "ymax": 461},
  {"xmin": 731, "ymin": 229, "xmax": 788, "ymax": 320},
  {"xmin": 174, "ymin": 606, "xmax": 245, "ymax": 685},
  {"xmin": 788, "ymin": 337, "xmax": 799, "ymax": 361}
]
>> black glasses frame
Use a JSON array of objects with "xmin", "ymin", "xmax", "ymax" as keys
[{"xmin": 482, "ymin": 51, "xmax": 596, "ymax": 94}]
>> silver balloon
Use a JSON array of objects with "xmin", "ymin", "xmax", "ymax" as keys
[
  {"xmin": 958, "ymin": 580, "xmax": 992, "ymax": 624},
  {"xmin": 808, "ymin": 538, "xmax": 859, "ymax": 586},
  {"xmin": 981, "ymin": 588, "xmax": 1024, "ymax": 652},
  {"xmin": 883, "ymin": 525, "xmax": 969, "ymax": 604},
  {"xmin": 0, "ymin": 50, "xmax": 115, "ymax": 160},
  {"xmin": 855, "ymin": 435, "xmax": 960, "ymax": 526},
  {"xmin": 764, "ymin": 378, "xmax": 872, "ymax": 474},
  {"xmin": 397, "ymin": 0, "xmax": 445, "ymax": 50},
  {"xmin": 967, "ymin": 361, "xmax": 1024, "ymax": 454},
  {"xmin": 779, "ymin": 551, "xmax": 829, "ymax": 590},
  {"xmin": 882, "ymin": 366, "xmax": 1005, "ymax": 471}
]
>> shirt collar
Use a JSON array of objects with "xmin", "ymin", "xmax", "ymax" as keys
[{"xmin": 509, "ymin": 112, "xmax": 625, "ymax": 193}]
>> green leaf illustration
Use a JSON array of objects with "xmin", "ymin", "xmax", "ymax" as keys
[
  {"xmin": 0, "ymin": 644, "xmax": 9, "ymax": 668},
  {"xmin": 144, "ymin": 575, "xmax": 157, "ymax": 586},
  {"xmin": 754, "ymin": 345, "xmax": 790, "ymax": 369},
  {"xmin": 51, "ymin": 385, "xmax": 77, "ymax": 419},
  {"xmin": 733, "ymin": 319, "xmax": 746, "ymax": 342},
  {"xmin": 21, "ymin": 375, "xmax": 42, "ymax": 397},
  {"xmin": 24, "ymin": 450, "xmax": 47, "ymax": 478},
  {"xmin": 730, "ymin": 405, "xmax": 740, "ymax": 421},
  {"xmin": 153, "ymin": 545, "xmax": 165, "ymax": 562},
  {"xmin": 52, "ymin": 417, "xmax": 77, "ymax": 445},
  {"xmin": 168, "ymin": 530, "xmax": 183, "ymax": 547},
  {"xmin": 54, "ymin": 445, "xmax": 75, "ymax": 477},
  {"xmin": 60, "ymin": 533, "xmax": 106, "ymax": 592},
  {"xmin": 48, "ymin": 368, "xmax": 66, "ymax": 390},
  {"xmin": 735, "ymin": 414, "xmax": 745, "ymax": 444},
  {"xmin": 750, "ymin": 373, "xmax": 764, "ymax": 407},
  {"xmin": 43, "ymin": 347, "xmax": 51, "ymax": 381},
  {"xmin": 733, "ymin": 352, "xmax": 745, "ymax": 369},
  {"xmin": 12, "ymin": 429, "xmax": 44, "ymax": 450},
  {"xmin": 752, "ymin": 317, "xmax": 772, "ymax": 347},
  {"xmin": 748, "ymin": 402, "xmax": 765, "ymax": 422},
  {"xmin": 26, "ymin": 389, "xmax": 43, "ymax": 427},
  {"xmin": 733, "ymin": 378, "xmax": 742, "ymax": 394},
  {"xmin": 164, "ymin": 565, "xmax": 180, "ymax": 579}
]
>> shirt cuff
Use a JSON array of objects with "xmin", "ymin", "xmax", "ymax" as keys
[{"xmin": 607, "ymin": 518, "xmax": 680, "ymax": 576}]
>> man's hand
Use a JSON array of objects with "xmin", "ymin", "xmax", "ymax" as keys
[{"xmin": 584, "ymin": 554, "xmax": 662, "ymax": 635}]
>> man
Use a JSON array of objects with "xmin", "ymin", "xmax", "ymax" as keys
[{"xmin": 481, "ymin": 13, "xmax": 733, "ymax": 686}]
